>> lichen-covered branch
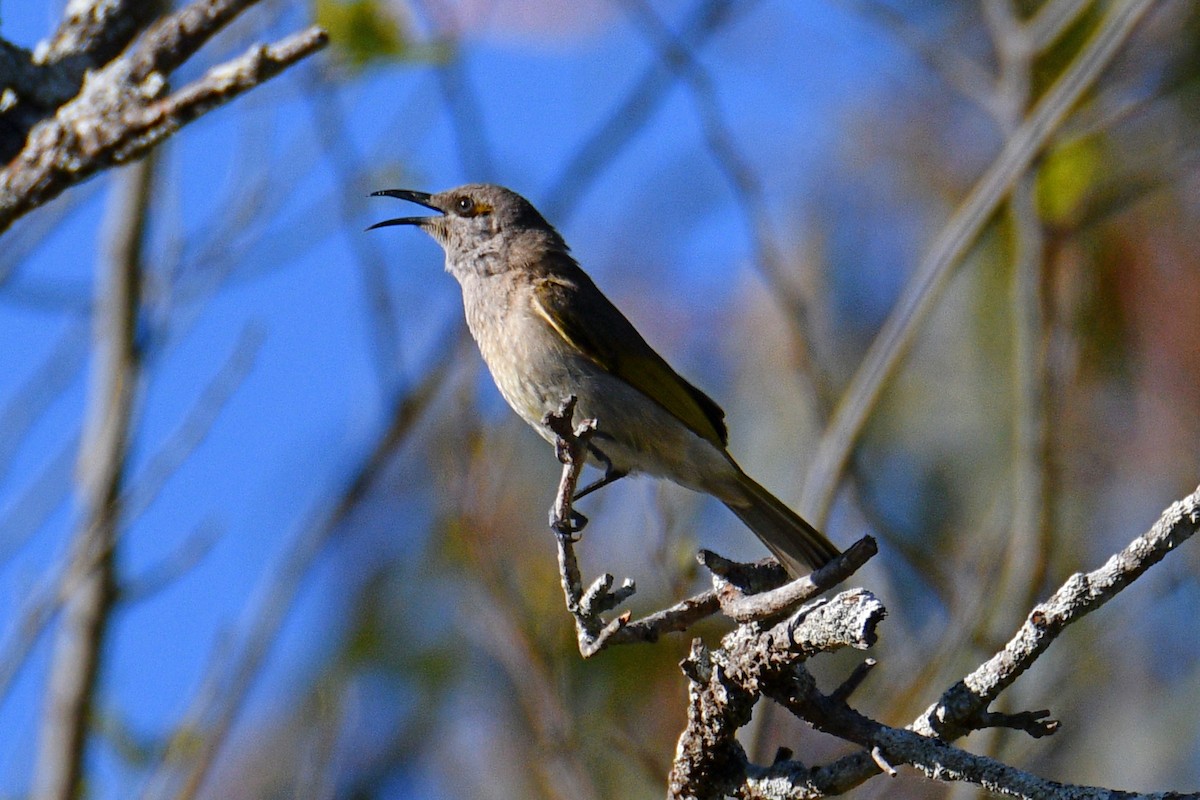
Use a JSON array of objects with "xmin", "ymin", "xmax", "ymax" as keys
[
  {"xmin": 664, "ymin": 486, "xmax": 1200, "ymax": 798},
  {"xmin": 913, "ymin": 484, "xmax": 1200, "ymax": 741},
  {"xmin": 0, "ymin": 0, "xmax": 327, "ymax": 236},
  {"xmin": 668, "ymin": 590, "xmax": 885, "ymax": 800}
]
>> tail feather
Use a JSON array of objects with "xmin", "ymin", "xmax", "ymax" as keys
[{"xmin": 722, "ymin": 473, "xmax": 839, "ymax": 576}]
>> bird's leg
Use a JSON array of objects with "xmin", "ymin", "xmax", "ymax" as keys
[{"xmin": 574, "ymin": 444, "xmax": 627, "ymax": 501}]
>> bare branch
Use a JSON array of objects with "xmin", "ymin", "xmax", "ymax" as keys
[
  {"xmin": 0, "ymin": 0, "xmax": 328, "ymax": 236},
  {"xmin": 544, "ymin": 398, "xmax": 877, "ymax": 657},
  {"xmin": 800, "ymin": 0, "xmax": 1155, "ymax": 525},
  {"xmin": 139, "ymin": 340, "xmax": 461, "ymax": 800},
  {"xmin": 543, "ymin": 0, "xmax": 754, "ymax": 221},
  {"xmin": 666, "ymin": 487, "xmax": 1199, "ymax": 797},
  {"xmin": 32, "ymin": 149, "xmax": 152, "ymax": 800},
  {"xmin": 711, "ymin": 537, "xmax": 877, "ymax": 623},
  {"xmin": 913, "ymin": 484, "xmax": 1200, "ymax": 740}
]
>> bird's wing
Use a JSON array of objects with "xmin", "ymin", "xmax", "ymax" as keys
[{"xmin": 531, "ymin": 271, "xmax": 728, "ymax": 447}]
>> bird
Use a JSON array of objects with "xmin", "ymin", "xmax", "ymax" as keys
[{"xmin": 368, "ymin": 183, "xmax": 839, "ymax": 575}]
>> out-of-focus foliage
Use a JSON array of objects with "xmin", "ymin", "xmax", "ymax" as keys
[{"xmin": 315, "ymin": 0, "xmax": 410, "ymax": 67}]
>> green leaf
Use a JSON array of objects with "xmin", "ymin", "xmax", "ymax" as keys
[
  {"xmin": 1038, "ymin": 137, "xmax": 1100, "ymax": 226},
  {"xmin": 315, "ymin": 0, "xmax": 409, "ymax": 68}
]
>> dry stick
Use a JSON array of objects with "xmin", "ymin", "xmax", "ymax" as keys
[
  {"xmin": 766, "ymin": 673, "xmax": 1177, "ymax": 800},
  {"xmin": 669, "ymin": 485, "xmax": 1200, "ymax": 797},
  {"xmin": 805, "ymin": 485, "xmax": 1200, "ymax": 795},
  {"xmin": 543, "ymin": 397, "xmax": 634, "ymax": 657},
  {"xmin": 0, "ymin": 0, "xmax": 327, "ymax": 235},
  {"xmin": 800, "ymin": 0, "xmax": 1156, "ymax": 526},
  {"xmin": 711, "ymin": 537, "xmax": 877, "ymax": 623},
  {"xmin": 32, "ymin": 150, "xmax": 152, "ymax": 800},
  {"xmin": 913, "ymin": 484, "xmax": 1200, "ymax": 740},
  {"xmin": 138, "ymin": 342, "xmax": 461, "ymax": 800}
]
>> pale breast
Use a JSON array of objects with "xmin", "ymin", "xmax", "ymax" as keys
[{"xmin": 460, "ymin": 273, "xmax": 573, "ymax": 436}]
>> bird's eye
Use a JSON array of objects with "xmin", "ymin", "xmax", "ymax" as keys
[{"xmin": 455, "ymin": 196, "xmax": 473, "ymax": 214}]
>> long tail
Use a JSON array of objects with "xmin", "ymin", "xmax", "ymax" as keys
[{"xmin": 722, "ymin": 472, "xmax": 839, "ymax": 576}]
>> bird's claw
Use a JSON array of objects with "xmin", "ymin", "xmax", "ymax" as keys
[{"xmin": 550, "ymin": 508, "xmax": 588, "ymax": 540}]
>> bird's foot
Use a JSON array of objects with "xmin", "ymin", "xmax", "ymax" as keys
[{"xmin": 550, "ymin": 507, "xmax": 588, "ymax": 540}]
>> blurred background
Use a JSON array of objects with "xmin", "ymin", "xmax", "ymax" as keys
[{"xmin": 2, "ymin": 0, "xmax": 1199, "ymax": 797}]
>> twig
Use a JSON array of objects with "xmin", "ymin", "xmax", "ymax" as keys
[
  {"xmin": 0, "ymin": 0, "xmax": 328, "ymax": 235},
  {"xmin": 768, "ymin": 678, "xmax": 1174, "ymax": 799},
  {"xmin": 32, "ymin": 148, "xmax": 153, "ymax": 800},
  {"xmin": 542, "ymin": 0, "xmax": 754, "ymax": 221},
  {"xmin": 913, "ymin": 484, "xmax": 1200, "ymax": 740},
  {"xmin": 138, "ymin": 341, "xmax": 459, "ymax": 800},
  {"xmin": 799, "ymin": 0, "xmax": 1156, "ymax": 526},
  {"xmin": 668, "ymin": 487, "xmax": 1200, "ymax": 796},
  {"xmin": 711, "ymin": 537, "xmax": 877, "ymax": 623},
  {"xmin": 543, "ymin": 397, "xmax": 635, "ymax": 656}
]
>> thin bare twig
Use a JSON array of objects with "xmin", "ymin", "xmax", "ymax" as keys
[
  {"xmin": 913, "ymin": 484, "xmax": 1200, "ymax": 740},
  {"xmin": 544, "ymin": 398, "xmax": 876, "ymax": 657},
  {"xmin": 666, "ymin": 487, "xmax": 1199, "ymax": 796},
  {"xmin": 543, "ymin": 0, "xmax": 754, "ymax": 221},
  {"xmin": 711, "ymin": 537, "xmax": 877, "ymax": 623},
  {"xmin": 139, "ymin": 338, "xmax": 463, "ymax": 800},
  {"xmin": 0, "ymin": 0, "xmax": 328, "ymax": 235},
  {"xmin": 32, "ymin": 149, "xmax": 153, "ymax": 800},
  {"xmin": 799, "ymin": 0, "xmax": 1156, "ymax": 526}
]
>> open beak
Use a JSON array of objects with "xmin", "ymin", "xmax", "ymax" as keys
[{"xmin": 366, "ymin": 189, "xmax": 443, "ymax": 230}]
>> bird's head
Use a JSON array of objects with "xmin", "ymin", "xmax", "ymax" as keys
[{"xmin": 368, "ymin": 183, "xmax": 567, "ymax": 278}]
